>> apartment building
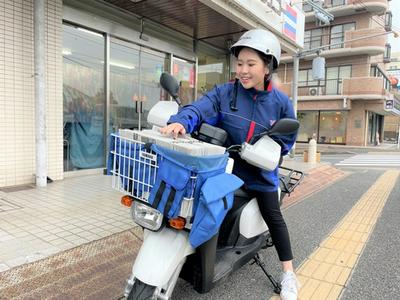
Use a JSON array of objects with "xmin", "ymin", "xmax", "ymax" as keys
[{"xmin": 278, "ymin": 0, "xmax": 398, "ymax": 146}]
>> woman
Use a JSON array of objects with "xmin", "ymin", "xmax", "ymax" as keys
[{"xmin": 161, "ymin": 29, "xmax": 299, "ymax": 300}]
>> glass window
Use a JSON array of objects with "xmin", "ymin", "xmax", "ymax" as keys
[
  {"xmin": 319, "ymin": 111, "xmax": 347, "ymax": 143},
  {"xmin": 140, "ymin": 49, "xmax": 169, "ymax": 128},
  {"xmin": 109, "ymin": 40, "xmax": 168, "ymax": 133},
  {"xmin": 330, "ymin": 0, "xmax": 345, "ymax": 6},
  {"xmin": 330, "ymin": 23, "xmax": 355, "ymax": 49},
  {"xmin": 384, "ymin": 43, "xmax": 391, "ymax": 61},
  {"xmin": 109, "ymin": 41, "xmax": 140, "ymax": 132},
  {"xmin": 326, "ymin": 65, "xmax": 351, "ymax": 95},
  {"xmin": 297, "ymin": 111, "xmax": 319, "ymax": 142},
  {"xmin": 172, "ymin": 57, "xmax": 196, "ymax": 105},
  {"xmin": 63, "ymin": 24, "xmax": 105, "ymax": 171},
  {"xmin": 197, "ymin": 54, "xmax": 228, "ymax": 97},
  {"xmin": 303, "ymin": 3, "xmax": 312, "ymax": 12},
  {"xmin": 299, "ymin": 69, "xmax": 324, "ymax": 87},
  {"xmin": 370, "ymin": 66, "xmax": 377, "ymax": 77},
  {"xmin": 299, "ymin": 69, "xmax": 308, "ymax": 87},
  {"xmin": 304, "ymin": 28, "xmax": 323, "ymax": 50}
]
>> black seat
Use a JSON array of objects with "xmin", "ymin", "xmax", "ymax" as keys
[{"xmin": 234, "ymin": 188, "xmax": 251, "ymax": 199}]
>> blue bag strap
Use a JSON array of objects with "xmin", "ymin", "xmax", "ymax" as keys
[
  {"xmin": 152, "ymin": 181, "xmax": 166, "ymax": 209},
  {"xmin": 164, "ymin": 187, "xmax": 176, "ymax": 216}
]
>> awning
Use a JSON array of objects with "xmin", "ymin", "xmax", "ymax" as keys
[{"xmin": 101, "ymin": 0, "xmax": 300, "ymax": 54}]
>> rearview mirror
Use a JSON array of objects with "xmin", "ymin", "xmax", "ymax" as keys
[
  {"xmin": 268, "ymin": 118, "xmax": 299, "ymax": 136},
  {"xmin": 160, "ymin": 73, "xmax": 181, "ymax": 106}
]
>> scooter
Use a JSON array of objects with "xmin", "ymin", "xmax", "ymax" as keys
[{"xmin": 112, "ymin": 73, "xmax": 304, "ymax": 300}]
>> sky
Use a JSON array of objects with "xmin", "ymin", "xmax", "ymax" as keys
[{"xmin": 389, "ymin": 0, "xmax": 400, "ymax": 53}]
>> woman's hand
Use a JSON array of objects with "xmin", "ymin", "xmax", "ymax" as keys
[{"xmin": 160, "ymin": 123, "xmax": 186, "ymax": 139}]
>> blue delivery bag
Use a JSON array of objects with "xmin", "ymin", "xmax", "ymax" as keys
[
  {"xmin": 189, "ymin": 173, "xmax": 243, "ymax": 248},
  {"xmin": 147, "ymin": 144, "xmax": 229, "ymax": 219}
]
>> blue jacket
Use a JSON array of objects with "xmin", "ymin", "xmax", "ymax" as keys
[{"xmin": 168, "ymin": 81, "xmax": 297, "ymax": 192}]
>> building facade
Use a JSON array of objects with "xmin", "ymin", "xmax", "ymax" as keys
[
  {"xmin": 0, "ymin": 0, "xmax": 302, "ymax": 188},
  {"xmin": 278, "ymin": 0, "xmax": 399, "ymax": 146},
  {"xmin": 384, "ymin": 51, "xmax": 400, "ymax": 143}
]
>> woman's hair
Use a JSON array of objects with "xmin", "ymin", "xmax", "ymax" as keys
[{"xmin": 237, "ymin": 46, "xmax": 272, "ymax": 68}]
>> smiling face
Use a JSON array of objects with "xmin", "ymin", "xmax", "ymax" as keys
[{"xmin": 236, "ymin": 47, "xmax": 269, "ymax": 90}]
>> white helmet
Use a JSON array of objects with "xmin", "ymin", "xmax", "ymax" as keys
[{"xmin": 230, "ymin": 29, "xmax": 281, "ymax": 70}]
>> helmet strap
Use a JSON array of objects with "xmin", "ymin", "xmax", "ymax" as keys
[{"xmin": 230, "ymin": 78, "xmax": 239, "ymax": 111}]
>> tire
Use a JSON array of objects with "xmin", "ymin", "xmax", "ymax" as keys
[{"xmin": 127, "ymin": 280, "xmax": 156, "ymax": 300}]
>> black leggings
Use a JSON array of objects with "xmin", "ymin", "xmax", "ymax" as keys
[{"xmin": 252, "ymin": 190, "xmax": 293, "ymax": 262}]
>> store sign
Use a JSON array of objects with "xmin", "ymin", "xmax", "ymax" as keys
[
  {"xmin": 385, "ymin": 100, "xmax": 394, "ymax": 109},
  {"xmin": 231, "ymin": 0, "xmax": 305, "ymax": 48},
  {"xmin": 384, "ymin": 96, "xmax": 400, "ymax": 116},
  {"xmin": 282, "ymin": 1, "xmax": 304, "ymax": 48}
]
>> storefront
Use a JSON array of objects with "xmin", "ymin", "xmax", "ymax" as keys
[
  {"xmin": 1, "ymin": 0, "xmax": 303, "ymax": 188},
  {"xmin": 297, "ymin": 110, "xmax": 348, "ymax": 144},
  {"xmin": 62, "ymin": 0, "xmax": 237, "ymax": 172}
]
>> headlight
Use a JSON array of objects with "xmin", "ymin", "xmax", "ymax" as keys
[{"xmin": 131, "ymin": 201, "xmax": 164, "ymax": 231}]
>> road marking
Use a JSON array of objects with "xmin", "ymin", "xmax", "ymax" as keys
[
  {"xmin": 270, "ymin": 170, "xmax": 399, "ymax": 300},
  {"xmin": 336, "ymin": 154, "xmax": 400, "ymax": 167}
]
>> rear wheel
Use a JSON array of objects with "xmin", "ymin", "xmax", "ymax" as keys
[{"xmin": 127, "ymin": 280, "xmax": 156, "ymax": 300}]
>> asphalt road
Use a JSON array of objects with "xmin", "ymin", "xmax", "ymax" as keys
[
  {"xmin": 341, "ymin": 173, "xmax": 400, "ymax": 300},
  {"xmin": 171, "ymin": 169, "xmax": 384, "ymax": 300}
]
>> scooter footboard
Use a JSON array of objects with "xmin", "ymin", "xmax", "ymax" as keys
[{"xmin": 132, "ymin": 226, "xmax": 195, "ymax": 287}]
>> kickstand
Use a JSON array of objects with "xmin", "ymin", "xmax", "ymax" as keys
[{"xmin": 253, "ymin": 253, "xmax": 282, "ymax": 294}]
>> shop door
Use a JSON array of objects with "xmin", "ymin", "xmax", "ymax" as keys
[
  {"xmin": 367, "ymin": 112, "xmax": 383, "ymax": 145},
  {"xmin": 110, "ymin": 39, "xmax": 168, "ymax": 132}
]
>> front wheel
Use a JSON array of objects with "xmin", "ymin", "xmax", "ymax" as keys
[{"xmin": 127, "ymin": 280, "xmax": 156, "ymax": 300}]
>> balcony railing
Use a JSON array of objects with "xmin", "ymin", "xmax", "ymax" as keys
[
  {"xmin": 297, "ymin": 79, "xmax": 345, "ymax": 96},
  {"xmin": 346, "ymin": 0, "xmax": 388, "ymax": 6},
  {"xmin": 301, "ymin": 28, "xmax": 385, "ymax": 53},
  {"xmin": 280, "ymin": 77, "xmax": 390, "ymax": 97},
  {"xmin": 304, "ymin": 0, "xmax": 388, "ymax": 19}
]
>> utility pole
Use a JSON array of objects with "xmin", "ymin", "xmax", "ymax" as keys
[{"xmin": 290, "ymin": 0, "xmax": 333, "ymax": 157}]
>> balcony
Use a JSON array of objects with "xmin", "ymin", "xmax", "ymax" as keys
[
  {"xmin": 281, "ymin": 28, "xmax": 386, "ymax": 62},
  {"xmin": 342, "ymin": 77, "xmax": 388, "ymax": 97},
  {"xmin": 343, "ymin": 28, "xmax": 386, "ymax": 49},
  {"xmin": 305, "ymin": 0, "xmax": 388, "ymax": 22},
  {"xmin": 281, "ymin": 77, "xmax": 389, "ymax": 100}
]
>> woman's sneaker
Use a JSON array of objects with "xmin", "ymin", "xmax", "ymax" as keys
[{"xmin": 280, "ymin": 271, "xmax": 300, "ymax": 300}]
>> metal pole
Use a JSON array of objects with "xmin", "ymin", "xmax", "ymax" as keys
[
  {"xmin": 289, "ymin": 53, "xmax": 299, "ymax": 158},
  {"xmin": 34, "ymin": 0, "xmax": 47, "ymax": 187}
]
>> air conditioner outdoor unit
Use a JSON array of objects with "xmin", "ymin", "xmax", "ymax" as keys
[{"xmin": 309, "ymin": 87, "xmax": 320, "ymax": 96}]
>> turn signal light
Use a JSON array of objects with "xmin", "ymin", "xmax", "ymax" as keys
[
  {"xmin": 121, "ymin": 195, "xmax": 133, "ymax": 207},
  {"xmin": 169, "ymin": 217, "xmax": 186, "ymax": 230}
]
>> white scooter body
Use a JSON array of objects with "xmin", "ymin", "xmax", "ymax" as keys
[
  {"xmin": 129, "ymin": 197, "xmax": 269, "ymax": 298},
  {"xmin": 125, "ymin": 100, "xmax": 288, "ymax": 299}
]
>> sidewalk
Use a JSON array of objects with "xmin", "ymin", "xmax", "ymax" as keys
[
  {"xmin": 0, "ymin": 174, "xmax": 133, "ymax": 272},
  {"xmin": 0, "ymin": 158, "xmax": 345, "ymax": 299}
]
